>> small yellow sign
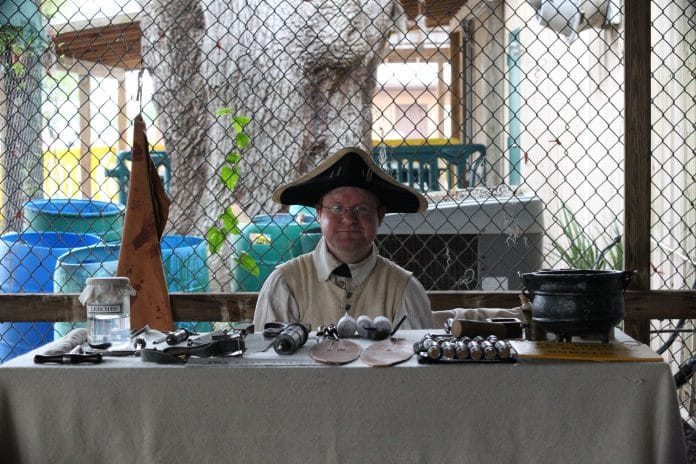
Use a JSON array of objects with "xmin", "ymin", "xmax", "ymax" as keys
[
  {"xmin": 510, "ymin": 338, "xmax": 664, "ymax": 362},
  {"xmin": 249, "ymin": 233, "xmax": 271, "ymax": 245}
]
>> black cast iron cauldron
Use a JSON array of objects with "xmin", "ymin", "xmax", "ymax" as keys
[{"xmin": 519, "ymin": 269, "xmax": 635, "ymax": 342}]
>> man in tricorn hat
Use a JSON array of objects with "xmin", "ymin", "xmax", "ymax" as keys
[{"xmin": 253, "ymin": 146, "xmax": 434, "ymax": 330}]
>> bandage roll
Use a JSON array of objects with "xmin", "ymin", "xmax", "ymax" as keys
[
  {"xmin": 372, "ymin": 316, "xmax": 392, "ymax": 334},
  {"xmin": 336, "ymin": 314, "xmax": 357, "ymax": 338},
  {"xmin": 426, "ymin": 343, "xmax": 441, "ymax": 360},
  {"xmin": 440, "ymin": 340, "xmax": 456, "ymax": 360},
  {"xmin": 467, "ymin": 341, "xmax": 483, "ymax": 361},
  {"xmin": 495, "ymin": 340, "xmax": 511, "ymax": 360},
  {"xmin": 356, "ymin": 315, "xmax": 373, "ymax": 338},
  {"xmin": 481, "ymin": 340, "xmax": 498, "ymax": 360},
  {"xmin": 455, "ymin": 340, "xmax": 469, "ymax": 360}
]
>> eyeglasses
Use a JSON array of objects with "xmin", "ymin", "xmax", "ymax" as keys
[{"xmin": 320, "ymin": 204, "xmax": 377, "ymax": 218}]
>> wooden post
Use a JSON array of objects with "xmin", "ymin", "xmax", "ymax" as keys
[
  {"xmin": 78, "ymin": 74, "xmax": 92, "ymax": 198},
  {"xmin": 118, "ymin": 77, "xmax": 128, "ymax": 151},
  {"xmin": 623, "ymin": 2, "xmax": 652, "ymax": 343},
  {"xmin": 450, "ymin": 30, "xmax": 463, "ymax": 142}
]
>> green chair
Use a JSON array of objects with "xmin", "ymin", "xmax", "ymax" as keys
[
  {"xmin": 372, "ymin": 144, "xmax": 487, "ymax": 192},
  {"xmin": 104, "ymin": 150, "xmax": 171, "ymax": 205},
  {"xmin": 441, "ymin": 144, "xmax": 487, "ymax": 188},
  {"xmin": 374, "ymin": 146, "xmax": 440, "ymax": 191}
]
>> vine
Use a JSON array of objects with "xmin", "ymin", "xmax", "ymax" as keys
[
  {"xmin": 0, "ymin": 25, "xmax": 27, "ymax": 78},
  {"xmin": 206, "ymin": 108, "xmax": 259, "ymax": 277}
]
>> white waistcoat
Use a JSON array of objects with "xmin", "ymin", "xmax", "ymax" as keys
[{"xmin": 278, "ymin": 253, "xmax": 412, "ymax": 328}]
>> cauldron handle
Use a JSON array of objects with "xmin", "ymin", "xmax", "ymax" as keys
[
  {"xmin": 621, "ymin": 270, "xmax": 636, "ymax": 290},
  {"xmin": 521, "ymin": 288, "xmax": 533, "ymax": 302},
  {"xmin": 518, "ymin": 272, "xmax": 533, "ymax": 301},
  {"xmin": 518, "ymin": 271, "xmax": 529, "ymax": 286}
]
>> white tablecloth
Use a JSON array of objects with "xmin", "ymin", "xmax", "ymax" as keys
[{"xmin": 0, "ymin": 330, "xmax": 687, "ymax": 464}]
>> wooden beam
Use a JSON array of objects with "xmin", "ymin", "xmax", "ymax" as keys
[
  {"xmin": 118, "ymin": 77, "xmax": 128, "ymax": 151},
  {"xmin": 1, "ymin": 291, "xmax": 694, "ymax": 323},
  {"xmin": 623, "ymin": 2, "xmax": 652, "ymax": 343},
  {"xmin": 450, "ymin": 30, "xmax": 463, "ymax": 141},
  {"xmin": 437, "ymin": 61, "xmax": 447, "ymax": 138},
  {"xmin": 54, "ymin": 22, "xmax": 142, "ymax": 70},
  {"xmin": 78, "ymin": 74, "xmax": 92, "ymax": 198},
  {"xmin": 53, "ymin": 57, "xmax": 126, "ymax": 79},
  {"xmin": 398, "ymin": 0, "xmax": 467, "ymax": 27}
]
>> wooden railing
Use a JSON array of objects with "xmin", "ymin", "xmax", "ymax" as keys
[{"xmin": 1, "ymin": 290, "xmax": 695, "ymax": 343}]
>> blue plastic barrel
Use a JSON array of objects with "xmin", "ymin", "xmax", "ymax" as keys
[
  {"xmin": 231, "ymin": 213, "xmax": 318, "ymax": 291},
  {"xmin": 53, "ymin": 244, "xmax": 120, "ymax": 293},
  {"xmin": 289, "ymin": 205, "xmax": 317, "ymax": 220},
  {"xmin": 52, "ymin": 236, "xmax": 212, "ymax": 337},
  {"xmin": 161, "ymin": 235, "xmax": 209, "ymax": 292},
  {"xmin": 291, "ymin": 207, "xmax": 321, "ymax": 253},
  {"xmin": 0, "ymin": 231, "xmax": 102, "ymax": 362},
  {"xmin": 161, "ymin": 235, "xmax": 211, "ymax": 333},
  {"xmin": 299, "ymin": 227, "xmax": 322, "ymax": 254},
  {"xmin": 23, "ymin": 198, "xmax": 125, "ymax": 243}
]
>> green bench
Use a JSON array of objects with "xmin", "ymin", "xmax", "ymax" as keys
[{"xmin": 372, "ymin": 144, "xmax": 487, "ymax": 192}]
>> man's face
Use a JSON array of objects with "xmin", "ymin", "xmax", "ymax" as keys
[{"xmin": 316, "ymin": 186, "xmax": 386, "ymax": 263}]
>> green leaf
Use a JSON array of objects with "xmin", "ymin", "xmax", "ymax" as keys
[
  {"xmin": 237, "ymin": 252, "xmax": 260, "ymax": 277},
  {"xmin": 220, "ymin": 207, "xmax": 240, "ymax": 234},
  {"xmin": 220, "ymin": 165, "xmax": 239, "ymax": 191},
  {"xmin": 41, "ymin": 0, "xmax": 61, "ymax": 18},
  {"xmin": 235, "ymin": 132, "xmax": 250, "ymax": 149},
  {"xmin": 11, "ymin": 62, "xmax": 26, "ymax": 78},
  {"xmin": 226, "ymin": 151, "xmax": 241, "ymax": 164},
  {"xmin": 232, "ymin": 116, "xmax": 251, "ymax": 132},
  {"xmin": 207, "ymin": 226, "xmax": 225, "ymax": 255},
  {"xmin": 215, "ymin": 107, "xmax": 232, "ymax": 116}
]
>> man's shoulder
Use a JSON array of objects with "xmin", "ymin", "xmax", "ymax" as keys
[
  {"xmin": 277, "ymin": 252, "xmax": 314, "ymax": 273},
  {"xmin": 375, "ymin": 255, "xmax": 413, "ymax": 279}
]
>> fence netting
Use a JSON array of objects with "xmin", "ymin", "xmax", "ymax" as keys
[{"xmin": 1, "ymin": 0, "xmax": 695, "ymax": 423}]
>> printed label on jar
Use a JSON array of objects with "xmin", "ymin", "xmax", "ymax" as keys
[{"xmin": 87, "ymin": 304, "xmax": 123, "ymax": 315}]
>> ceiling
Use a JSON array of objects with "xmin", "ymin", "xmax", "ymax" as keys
[
  {"xmin": 54, "ymin": 21, "xmax": 141, "ymax": 70},
  {"xmin": 400, "ymin": 0, "xmax": 467, "ymax": 27},
  {"xmin": 53, "ymin": 0, "xmax": 466, "ymax": 71}
]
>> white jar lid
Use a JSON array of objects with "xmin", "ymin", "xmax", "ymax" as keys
[{"xmin": 85, "ymin": 277, "xmax": 131, "ymax": 286}]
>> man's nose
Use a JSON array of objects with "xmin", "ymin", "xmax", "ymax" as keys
[{"xmin": 340, "ymin": 210, "xmax": 358, "ymax": 223}]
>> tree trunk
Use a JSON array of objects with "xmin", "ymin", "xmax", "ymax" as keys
[
  {"xmin": 200, "ymin": 0, "xmax": 403, "ymax": 219},
  {"xmin": 143, "ymin": 0, "xmax": 403, "ymax": 290},
  {"xmin": 140, "ymin": 0, "xmax": 238, "ymax": 290},
  {"xmin": 1, "ymin": 47, "xmax": 44, "ymax": 234},
  {"xmin": 139, "ymin": 0, "xmax": 210, "ymax": 238}
]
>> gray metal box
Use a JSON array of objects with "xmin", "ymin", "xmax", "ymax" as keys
[{"xmin": 377, "ymin": 194, "xmax": 545, "ymax": 291}]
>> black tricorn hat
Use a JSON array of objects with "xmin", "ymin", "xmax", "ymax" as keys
[{"xmin": 273, "ymin": 147, "xmax": 427, "ymax": 213}]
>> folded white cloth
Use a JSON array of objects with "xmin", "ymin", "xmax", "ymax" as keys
[
  {"xmin": 41, "ymin": 328, "xmax": 88, "ymax": 355},
  {"xmin": 431, "ymin": 307, "xmax": 525, "ymax": 328}
]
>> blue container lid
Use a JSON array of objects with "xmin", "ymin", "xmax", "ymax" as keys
[
  {"xmin": 161, "ymin": 234, "xmax": 204, "ymax": 250},
  {"xmin": 1, "ymin": 231, "xmax": 102, "ymax": 249},
  {"xmin": 24, "ymin": 198, "xmax": 125, "ymax": 217},
  {"xmin": 289, "ymin": 205, "xmax": 317, "ymax": 219},
  {"xmin": 252, "ymin": 213, "xmax": 316, "ymax": 226},
  {"xmin": 0, "ymin": 231, "xmax": 102, "ymax": 293},
  {"xmin": 52, "ymin": 235, "xmax": 209, "ymax": 294}
]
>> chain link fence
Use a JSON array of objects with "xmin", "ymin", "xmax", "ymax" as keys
[
  {"xmin": 650, "ymin": 0, "xmax": 696, "ymax": 430},
  {"xmin": 1, "ymin": 0, "xmax": 695, "ymax": 423}
]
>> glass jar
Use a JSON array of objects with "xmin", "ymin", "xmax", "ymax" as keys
[{"xmin": 79, "ymin": 277, "xmax": 136, "ymax": 346}]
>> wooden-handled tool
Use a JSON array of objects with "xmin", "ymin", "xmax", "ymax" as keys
[
  {"xmin": 34, "ymin": 353, "xmax": 103, "ymax": 364},
  {"xmin": 449, "ymin": 318, "xmax": 523, "ymax": 339}
]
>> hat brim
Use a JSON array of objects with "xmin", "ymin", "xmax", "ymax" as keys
[{"xmin": 273, "ymin": 147, "xmax": 428, "ymax": 213}]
